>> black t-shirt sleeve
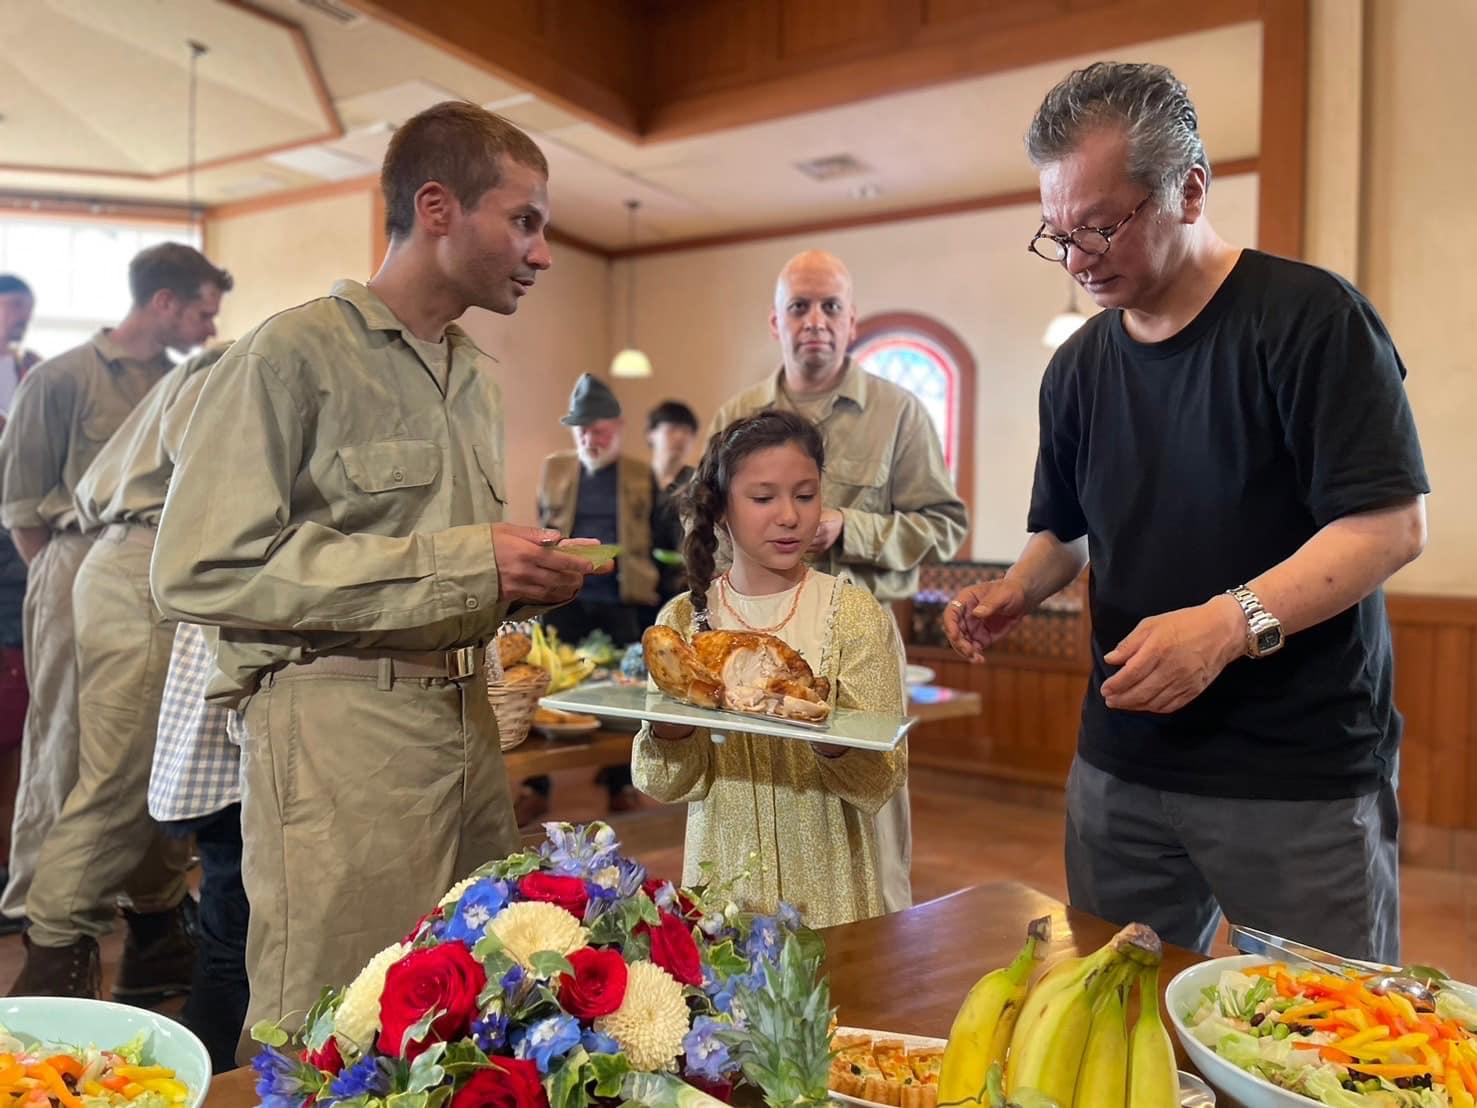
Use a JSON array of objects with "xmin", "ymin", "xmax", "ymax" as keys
[
  {"xmin": 1271, "ymin": 299, "xmax": 1430, "ymax": 527},
  {"xmin": 1026, "ymin": 361, "xmax": 1088, "ymax": 541}
]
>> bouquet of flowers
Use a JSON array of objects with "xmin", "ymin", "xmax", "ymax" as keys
[{"xmin": 252, "ymin": 822, "xmax": 835, "ymax": 1108}]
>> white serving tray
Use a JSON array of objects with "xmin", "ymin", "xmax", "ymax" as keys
[{"xmin": 538, "ymin": 681, "xmax": 915, "ymax": 752}]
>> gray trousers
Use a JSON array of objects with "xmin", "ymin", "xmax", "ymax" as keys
[
  {"xmin": 27, "ymin": 527, "xmax": 191, "ymax": 945},
  {"xmin": 1, "ymin": 531, "xmax": 92, "ymax": 919},
  {"xmin": 1065, "ymin": 755, "xmax": 1400, "ymax": 963},
  {"xmin": 237, "ymin": 662, "xmax": 520, "ymax": 1061}
]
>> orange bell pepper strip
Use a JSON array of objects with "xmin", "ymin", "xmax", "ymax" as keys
[
  {"xmin": 1344, "ymin": 1061, "xmax": 1433, "ymax": 1079},
  {"xmin": 41, "ymin": 1056, "xmax": 82, "ymax": 1081},
  {"xmin": 29, "ymin": 1062, "xmax": 82, "ymax": 1108},
  {"xmin": 1275, "ymin": 971, "xmax": 1299, "ymax": 998}
]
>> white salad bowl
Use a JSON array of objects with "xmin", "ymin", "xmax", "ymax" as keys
[{"xmin": 1165, "ymin": 954, "xmax": 1323, "ymax": 1108}]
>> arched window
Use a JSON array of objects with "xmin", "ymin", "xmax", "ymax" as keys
[{"xmin": 851, "ymin": 313, "xmax": 975, "ymax": 519}]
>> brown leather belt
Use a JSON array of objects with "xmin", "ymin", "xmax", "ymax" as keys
[{"xmin": 286, "ymin": 645, "xmax": 485, "ymax": 684}]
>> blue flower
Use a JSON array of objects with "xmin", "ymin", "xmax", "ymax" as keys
[
  {"xmin": 471, "ymin": 1011, "xmax": 509, "ymax": 1054},
  {"xmin": 443, "ymin": 879, "xmax": 510, "ymax": 946},
  {"xmin": 581, "ymin": 1029, "xmax": 621, "ymax": 1056},
  {"xmin": 708, "ymin": 969, "xmax": 762, "ymax": 1017},
  {"xmin": 743, "ymin": 916, "xmax": 782, "ymax": 967},
  {"xmin": 682, "ymin": 1017, "xmax": 736, "ymax": 1081},
  {"xmin": 776, "ymin": 901, "xmax": 803, "ymax": 931},
  {"xmin": 326, "ymin": 1054, "xmax": 390, "ymax": 1101},
  {"xmin": 513, "ymin": 1013, "xmax": 583, "ymax": 1074},
  {"xmin": 651, "ymin": 880, "xmax": 680, "ymax": 913},
  {"xmin": 613, "ymin": 856, "xmax": 647, "ymax": 897},
  {"xmin": 252, "ymin": 1046, "xmax": 314, "ymax": 1108},
  {"xmin": 500, "ymin": 963, "xmax": 526, "ymax": 996},
  {"xmin": 540, "ymin": 822, "xmax": 621, "ymax": 878}
]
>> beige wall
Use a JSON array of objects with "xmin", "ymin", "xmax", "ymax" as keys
[
  {"xmin": 1358, "ymin": 0, "xmax": 1475, "ymax": 595},
  {"xmin": 609, "ymin": 176, "xmax": 1258, "ymax": 565},
  {"xmin": 205, "ymin": 190, "xmax": 374, "ymax": 342}
]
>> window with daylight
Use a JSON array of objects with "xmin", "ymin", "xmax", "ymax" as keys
[
  {"xmin": 0, "ymin": 217, "xmax": 200, "ymax": 359},
  {"xmin": 851, "ymin": 312, "xmax": 975, "ymax": 487}
]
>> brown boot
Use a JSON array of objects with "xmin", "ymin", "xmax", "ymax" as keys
[
  {"xmin": 114, "ymin": 904, "xmax": 195, "ymax": 1005},
  {"xmin": 7, "ymin": 934, "xmax": 100, "ymax": 998}
]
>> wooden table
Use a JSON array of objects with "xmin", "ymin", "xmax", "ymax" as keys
[
  {"xmin": 204, "ymin": 880, "xmax": 1235, "ymax": 1106},
  {"xmin": 506, "ymin": 684, "xmax": 984, "ymax": 779}
]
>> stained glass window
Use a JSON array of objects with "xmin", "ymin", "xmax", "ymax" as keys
[{"xmin": 853, "ymin": 331, "xmax": 959, "ymax": 474}]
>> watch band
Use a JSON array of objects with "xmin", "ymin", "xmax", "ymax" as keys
[{"xmin": 1226, "ymin": 586, "xmax": 1282, "ymax": 656}]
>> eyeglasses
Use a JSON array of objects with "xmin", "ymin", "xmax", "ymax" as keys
[{"xmin": 1028, "ymin": 195, "xmax": 1152, "ymax": 262}]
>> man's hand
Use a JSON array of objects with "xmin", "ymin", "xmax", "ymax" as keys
[
  {"xmin": 944, "ymin": 577, "xmax": 1030, "ymax": 663},
  {"xmin": 1099, "ymin": 595, "xmax": 1247, "ymax": 714},
  {"xmin": 490, "ymin": 524, "xmax": 594, "ymax": 607},
  {"xmin": 807, "ymin": 509, "xmax": 844, "ymax": 554}
]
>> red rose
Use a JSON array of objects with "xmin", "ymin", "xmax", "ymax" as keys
[
  {"xmin": 637, "ymin": 910, "xmax": 703, "ymax": 986},
  {"xmin": 642, "ymin": 878, "xmax": 700, "ymax": 922},
  {"xmin": 403, "ymin": 907, "xmax": 443, "ymax": 944},
  {"xmin": 301, "ymin": 1035, "xmax": 343, "ymax": 1076},
  {"xmin": 378, "ymin": 943, "xmax": 488, "ymax": 1060},
  {"xmin": 450, "ymin": 1058, "xmax": 549, "ymax": 1108},
  {"xmin": 517, "ymin": 873, "xmax": 589, "ymax": 919},
  {"xmin": 557, "ymin": 946, "xmax": 629, "ymax": 1020}
]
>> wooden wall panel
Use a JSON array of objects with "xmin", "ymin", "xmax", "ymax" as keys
[
  {"xmin": 778, "ymin": 0, "xmax": 898, "ymax": 62},
  {"xmin": 907, "ymin": 593, "xmax": 1477, "ymax": 841}
]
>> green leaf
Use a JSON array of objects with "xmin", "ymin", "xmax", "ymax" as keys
[
  {"xmin": 545, "ymin": 1048, "xmax": 592, "ymax": 1108},
  {"xmin": 704, "ymin": 939, "xmax": 749, "ymax": 979},
  {"xmin": 386, "ymin": 1093, "xmax": 429, "ymax": 1108},
  {"xmin": 399, "ymin": 1006, "xmax": 446, "ymax": 1057},
  {"xmin": 529, "ymin": 950, "xmax": 577, "ymax": 980},
  {"xmin": 407, "ymin": 1042, "xmax": 448, "ymax": 1094},
  {"xmin": 588, "ymin": 1052, "xmax": 633, "ymax": 1098},
  {"xmin": 425, "ymin": 1087, "xmax": 454, "ymax": 1108},
  {"xmin": 250, "ymin": 1020, "xmax": 290, "ymax": 1048},
  {"xmin": 441, "ymin": 1040, "xmax": 492, "ymax": 1078},
  {"xmin": 472, "ymin": 932, "xmax": 508, "ymax": 962}
]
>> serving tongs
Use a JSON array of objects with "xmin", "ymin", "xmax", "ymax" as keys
[{"xmin": 1227, "ymin": 923, "xmax": 1438, "ymax": 1011}]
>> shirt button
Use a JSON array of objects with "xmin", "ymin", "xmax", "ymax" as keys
[
  {"xmin": 466, "ymin": 596, "xmax": 479, "ymax": 610},
  {"xmin": 392, "ymin": 469, "xmax": 405, "ymax": 483}
]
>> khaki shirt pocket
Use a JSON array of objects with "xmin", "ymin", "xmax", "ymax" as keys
[
  {"xmin": 825, "ymin": 454, "xmax": 892, "ymax": 513},
  {"xmin": 472, "ymin": 443, "xmax": 508, "ymax": 516},
  {"xmin": 336, "ymin": 439, "xmax": 442, "ymax": 531}
]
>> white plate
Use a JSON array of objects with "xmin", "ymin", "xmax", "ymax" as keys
[
  {"xmin": 540, "ymin": 682, "xmax": 914, "ymax": 752},
  {"xmin": 826, "ymin": 1026, "xmax": 1215, "ymax": 1107},
  {"xmin": 904, "ymin": 664, "xmax": 935, "ymax": 686}
]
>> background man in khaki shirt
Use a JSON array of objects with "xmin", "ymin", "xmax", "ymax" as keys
[
  {"xmin": 0, "ymin": 244, "xmax": 228, "ymax": 937},
  {"xmin": 151, "ymin": 103, "xmax": 601, "ymax": 1055},
  {"xmin": 707, "ymin": 249, "xmax": 969, "ymax": 913},
  {"xmin": 11, "ymin": 343, "xmax": 230, "ymax": 1000}
]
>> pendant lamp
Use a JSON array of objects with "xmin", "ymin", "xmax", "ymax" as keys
[
  {"xmin": 1042, "ymin": 274, "xmax": 1088, "ymax": 349},
  {"xmin": 610, "ymin": 199, "xmax": 653, "ymax": 378}
]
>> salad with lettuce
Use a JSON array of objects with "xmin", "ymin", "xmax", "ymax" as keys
[
  {"xmin": 0, "ymin": 1026, "xmax": 190, "ymax": 1107},
  {"xmin": 1183, "ymin": 963, "xmax": 1477, "ymax": 1107}
]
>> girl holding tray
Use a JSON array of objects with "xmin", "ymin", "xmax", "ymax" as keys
[{"xmin": 632, "ymin": 409, "xmax": 907, "ymax": 927}]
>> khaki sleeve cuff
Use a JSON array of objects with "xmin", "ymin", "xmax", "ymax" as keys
[
  {"xmin": 431, "ymin": 523, "xmax": 503, "ymax": 617},
  {"xmin": 1, "ymin": 497, "xmax": 47, "ymax": 531}
]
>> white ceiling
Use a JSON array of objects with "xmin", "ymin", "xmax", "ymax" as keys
[{"xmin": 0, "ymin": 1, "xmax": 1262, "ymax": 250}]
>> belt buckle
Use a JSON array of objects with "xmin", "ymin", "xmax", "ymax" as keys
[{"xmin": 446, "ymin": 646, "xmax": 478, "ymax": 680}]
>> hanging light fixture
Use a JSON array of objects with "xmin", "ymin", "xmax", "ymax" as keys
[
  {"xmin": 1041, "ymin": 273, "xmax": 1088, "ymax": 349},
  {"xmin": 185, "ymin": 39, "xmax": 209, "ymax": 227},
  {"xmin": 610, "ymin": 199, "xmax": 653, "ymax": 379}
]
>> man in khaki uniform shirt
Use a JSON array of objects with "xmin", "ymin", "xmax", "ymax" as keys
[
  {"xmin": 12, "ymin": 343, "xmax": 230, "ymax": 1000},
  {"xmin": 707, "ymin": 250, "xmax": 969, "ymax": 914},
  {"xmin": 0, "ymin": 244, "xmax": 228, "ymax": 951},
  {"xmin": 151, "ymin": 103, "xmax": 599, "ymax": 1055}
]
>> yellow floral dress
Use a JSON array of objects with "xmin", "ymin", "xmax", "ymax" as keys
[{"xmin": 631, "ymin": 571, "xmax": 907, "ymax": 927}]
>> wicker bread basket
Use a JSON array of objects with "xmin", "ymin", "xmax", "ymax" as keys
[{"xmin": 486, "ymin": 627, "xmax": 549, "ymax": 752}]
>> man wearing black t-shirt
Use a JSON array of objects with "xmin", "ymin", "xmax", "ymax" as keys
[{"xmin": 945, "ymin": 63, "xmax": 1428, "ymax": 961}]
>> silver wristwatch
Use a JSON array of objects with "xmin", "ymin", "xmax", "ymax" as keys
[{"xmin": 1226, "ymin": 586, "xmax": 1284, "ymax": 658}]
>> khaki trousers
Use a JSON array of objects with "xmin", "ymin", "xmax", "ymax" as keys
[
  {"xmin": 27, "ymin": 526, "xmax": 191, "ymax": 946},
  {"xmin": 1, "ymin": 531, "xmax": 92, "ymax": 919},
  {"xmin": 237, "ymin": 662, "xmax": 519, "ymax": 1061}
]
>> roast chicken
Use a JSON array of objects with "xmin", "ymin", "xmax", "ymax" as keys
[{"xmin": 642, "ymin": 626, "xmax": 832, "ymax": 723}]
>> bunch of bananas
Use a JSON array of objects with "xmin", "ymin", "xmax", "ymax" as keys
[
  {"xmin": 937, "ymin": 918, "xmax": 1178, "ymax": 1108},
  {"xmin": 525, "ymin": 624, "xmax": 596, "ymax": 693}
]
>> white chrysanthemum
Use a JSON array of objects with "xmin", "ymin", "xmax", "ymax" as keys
[
  {"xmin": 438, "ymin": 876, "xmax": 479, "ymax": 909},
  {"xmin": 488, "ymin": 900, "xmax": 587, "ymax": 970},
  {"xmin": 594, "ymin": 961, "xmax": 689, "ymax": 1070},
  {"xmin": 335, "ymin": 941, "xmax": 408, "ymax": 1047}
]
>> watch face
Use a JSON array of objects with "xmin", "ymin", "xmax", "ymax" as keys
[{"xmin": 1255, "ymin": 627, "xmax": 1284, "ymax": 655}]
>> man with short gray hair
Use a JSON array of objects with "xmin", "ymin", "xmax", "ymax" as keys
[{"xmin": 944, "ymin": 63, "xmax": 1428, "ymax": 961}]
